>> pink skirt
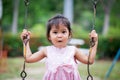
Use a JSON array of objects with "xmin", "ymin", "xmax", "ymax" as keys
[{"xmin": 43, "ymin": 65, "xmax": 81, "ymax": 80}]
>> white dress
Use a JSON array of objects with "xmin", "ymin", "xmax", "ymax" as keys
[{"xmin": 43, "ymin": 45, "xmax": 81, "ymax": 80}]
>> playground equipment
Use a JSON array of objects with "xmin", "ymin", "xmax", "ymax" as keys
[
  {"xmin": 20, "ymin": 0, "xmax": 29, "ymax": 80},
  {"xmin": 104, "ymin": 48, "xmax": 120, "ymax": 80},
  {"xmin": 20, "ymin": 0, "xmax": 99, "ymax": 80}
]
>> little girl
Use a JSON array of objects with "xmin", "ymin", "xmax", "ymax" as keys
[{"xmin": 21, "ymin": 14, "xmax": 98, "ymax": 80}]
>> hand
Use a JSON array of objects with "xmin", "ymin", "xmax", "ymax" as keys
[
  {"xmin": 20, "ymin": 29, "xmax": 31, "ymax": 42},
  {"xmin": 89, "ymin": 30, "xmax": 98, "ymax": 43}
]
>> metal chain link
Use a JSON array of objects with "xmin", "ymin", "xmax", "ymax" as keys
[
  {"xmin": 20, "ymin": 61, "xmax": 27, "ymax": 80},
  {"xmin": 20, "ymin": 0, "xmax": 29, "ymax": 80},
  {"xmin": 87, "ymin": 0, "xmax": 98, "ymax": 80}
]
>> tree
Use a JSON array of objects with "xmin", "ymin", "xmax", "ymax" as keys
[
  {"xmin": 11, "ymin": 0, "xmax": 19, "ymax": 34},
  {"xmin": 63, "ymin": 0, "xmax": 73, "ymax": 23},
  {"xmin": 0, "ymin": 0, "xmax": 2, "ymax": 20},
  {"xmin": 101, "ymin": 0, "xmax": 115, "ymax": 36},
  {"xmin": 0, "ymin": 0, "xmax": 3, "ymax": 55}
]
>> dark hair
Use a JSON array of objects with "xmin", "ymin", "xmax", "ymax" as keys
[{"xmin": 46, "ymin": 14, "xmax": 72, "ymax": 41}]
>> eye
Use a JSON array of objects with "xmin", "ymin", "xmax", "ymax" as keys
[
  {"xmin": 62, "ymin": 31, "xmax": 66, "ymax": 34},
  {"xmin": 53, "ymin": 31, "xmax": 57, "ymax": 34}
]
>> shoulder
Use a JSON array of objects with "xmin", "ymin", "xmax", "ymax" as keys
[
  {"xmin": 46, "ymin": 45, "xmax": 53, "ymax": 51},
  {"xmin": 39, "ymin": 46, "xmax": 52, "ymax": 51},
  {"xmin": 67, "ymin": 46, "xmax": 82, "ymax": 56},
  {"xmin": 67, "ymin": 45, "xmax": 75, "ymax": 48},
  {"xmin": 38, "ymin": 46, "xmax": 48, "ymax": 57},
  {"xmin": 67, "ymin": 46, "xmax": 77, "ymax": 55},
  {"xmin": 43, "ymin": 46, "xmax": 53, "ymax": 57},
  {"xmin": 67, "ymin": 45, "xmax": 77, "ymax": 50}
]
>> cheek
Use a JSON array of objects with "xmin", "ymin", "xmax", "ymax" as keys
[{"xmin": 48, "ymin": 34, "xmax": 55, "ymax": 41}]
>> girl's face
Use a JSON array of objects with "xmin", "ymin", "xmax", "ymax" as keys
[{"xmin": 48, "ymin": 24, "xmax": 70, "ymax": 48}]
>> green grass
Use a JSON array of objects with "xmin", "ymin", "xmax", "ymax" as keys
[
  {"xmin": 78, "ymin": 60, "xmax": 120, "ymax": 80},
  {"xmin": 0, "ymin": 58, "xmax": 120, "ymax": 80}
]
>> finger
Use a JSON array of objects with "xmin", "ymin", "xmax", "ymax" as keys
[
  {"xmin": 27, "ymin": 31, "xmax": 31, "ymax": 35},
  {"xmin": 23, "ymin": 29, "xmax": 28, "ymax": 35},
  {"xmin": 91, "ymin": 30, "xmax": 96, "ymax": 34},
  {"xmin": 22, "ymin": 29, "xmax": 30, "ymax": 36},
  {"xmin": 23, "ymin": 29, "xmax": 27, "ymax": 32},
  {"xmin": 21, "ymin": 31, "xmax": 29, "ymax": 40},
  {"xmin": 92, "ymin": 30, "xmax": 96, "ymax": 32},
  {"xmin": 27, "ymin": 31, "xmax": 31, "ymax": 39},
  {"xmin": 90, "ymin": 32, "xmax": 98, "ymax": 38}
]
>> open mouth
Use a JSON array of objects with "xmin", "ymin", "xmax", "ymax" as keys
[{"xmin": 58, "ymin": 40, "xmax": 62, "ymax": 42}]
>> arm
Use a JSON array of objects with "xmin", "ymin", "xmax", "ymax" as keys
[
  {"xmin": 75, "ymin": 30, "xmax": 98, "ymax": 64},
  {"xmin": 88, "ymin": 41, "xmax": 98, "ymax": 64},
  {"xmin": 21, "ymin": 29, "xmax": 46, "ymax": 63}
]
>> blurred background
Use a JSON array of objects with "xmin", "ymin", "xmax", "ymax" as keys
[{"xmin": 0, "ymin": 0, "xmax": 120, "ymax": 80}]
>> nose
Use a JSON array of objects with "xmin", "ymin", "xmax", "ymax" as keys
[{"xmin": 57, "ymin": 33, "xmax": 62, "ymax": 38}]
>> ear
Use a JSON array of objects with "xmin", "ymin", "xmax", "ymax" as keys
[
  {"xmin": 69, "ymin": 33, "xmax": 72, "ymax": 39},
  {"xmin": 48, "ymin": 36, "xmax": 51, "ymax": 41},
  {"xmin": 69, "ymin": 35, "xmax": 71, "ymax": 39}
]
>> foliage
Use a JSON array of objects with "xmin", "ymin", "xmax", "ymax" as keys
[
  {"xmin": 3, "ymin": 33, "xmax": 50, "ymax": 57},
  {"xmin": 3, "ymin": 34, "xmax": 23, "ymax": 57},
  {"xmin": 1, "ymin": 0, "xmax": 120, "ymax": 59},
  {"xmin": 2, "ymin": 0, "xmax": 120, "ymax": 33},
  {"xmin": 2, "ymin": 23, "xmax": 120, "ymax": 58},
  {"xmin": 30, "ymin": 24, "xmax": 46, "ymax": 37},
  {"xmin": 71, "ymin": 26, "xmax": 120, "ymax": 59},
  {"xmin": 107, "ymin": 27, "xmax": 120, "ymax": 37},
  {"xmin": 72, "ymin": 24, "xmax": 89, "ymax": 38},
  {"xmin": 2, "ymin": 0, "xmax": 13, "ymax": 31},
  {"xmin": 97, "ymin": 36, "xmax": 120, "ymax": 59},
  {"xmin": 4, "ymin": 36, "xmax": 118, "ymax": 59}
]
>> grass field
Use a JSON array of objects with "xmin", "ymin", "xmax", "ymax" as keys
[{"xmin": 0, "ymin": 57, "xmax": 120, "ymax": 80}]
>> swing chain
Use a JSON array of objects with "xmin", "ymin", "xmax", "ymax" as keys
[
  {"xmin": 92, "ymin": 0, "xmax": 99, "ymax": 30},
  {"xmin": 20, "ymin": 0, "xmax": 29, "ymax": 80},
  {"xmin": 87, "ymin": 48, "xmax": 93, "ymax": 80},
  {"xmin": 23, "ymin": 0, "xmax": 30, "ymax": 45},
  {"xmin": 24, "ymin": 0, "xmax": 29, "ymax": 6},
  {"xmin": 20, "ymin": 61, "xmax": 27, "ymax": 80},
  {"xmin": 87, "ymin": 0, "xmax": 98, "ymax": 80},
  {"xmin": 24, "ymin": 0, "xmax": 29, "ymax": 29},
  {"xmin": 92, "ymin": 0, "xmax": 98, "ymax": 9},
  {"xmin": 90, "ymin": 0, "xmax": 98, "ymax": 47}
]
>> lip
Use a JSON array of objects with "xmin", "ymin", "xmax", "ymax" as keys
[
  {"xmin": 57, "ymin": 40, "xmax": 63, "ymax": 42},
  {"xmin": 58, "ymin": 40, "xmax": 62, "ymax": 42}
]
